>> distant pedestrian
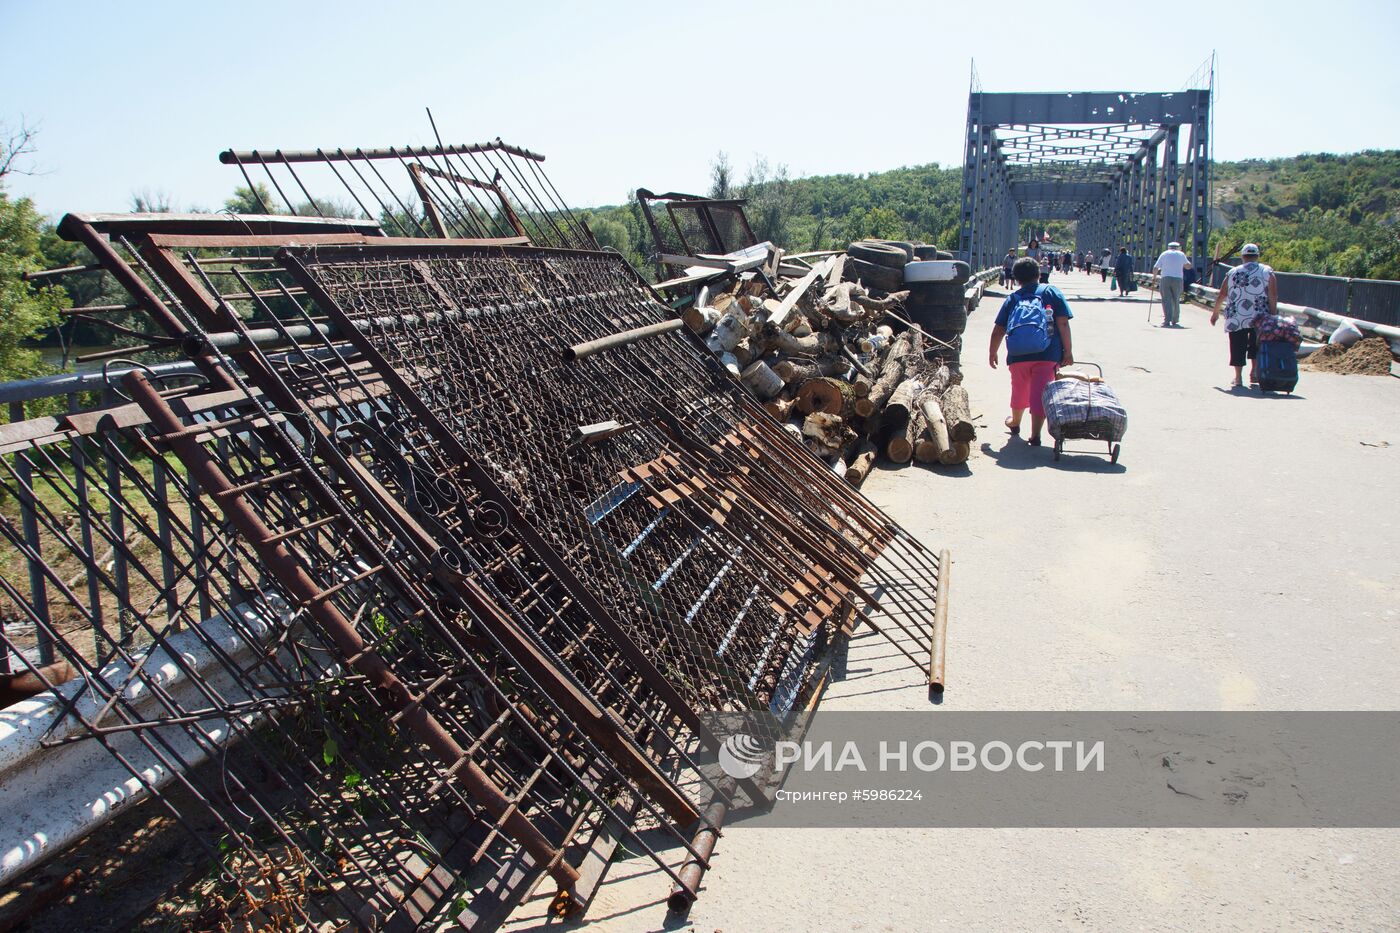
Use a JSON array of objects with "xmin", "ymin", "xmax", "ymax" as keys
[
  {"xmin": 1001, "ymin": 248, "xmax": 1016, "ymax": 288},
  {"xmin": 1061, "ymin": 251, "xmax": 1072, "ymax": 274},
  {"xmin": 1210, "ymin": 243, "xmax": 1277, "ymax": 388},
  {"xmin": 1152, "ymin": 241, "xmax": 1193, "ymax": 327},
  {"xmin": 1113, "ymin": 247, "xmax": 1135, "ymax": 296},
  {"xmin": 1099, "ymin": 249, "xmax": 1112, "ymax": 282},
  {"xmin": 1027, "ymin": 238, "xmax": 1041, "ymax": 266},
  {"xmin": 1039, "ymin": 251, "xmax": 1052, "ymax": 284},
  {"xmin": 989, "ymin": 256, "xmax": 1075, "ymax": 447}
]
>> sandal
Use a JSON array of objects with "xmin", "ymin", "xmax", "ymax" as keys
[
  {"xmin": 1004, "ymin": 417, "xmax": 1020, "ymax": 436},
  {"xmin": 1028, "ymin": 435, "xmax": 1042, "ymax": 446}
]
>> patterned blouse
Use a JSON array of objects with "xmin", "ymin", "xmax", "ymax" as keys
[{"xmin": 1224, "ymin": 262, "xmax": 1274, "ymax": 332}]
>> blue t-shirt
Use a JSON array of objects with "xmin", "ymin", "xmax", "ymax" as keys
[{"xmin": 995, "ymin": 284, "xmax": 1073, "ymax": 364}]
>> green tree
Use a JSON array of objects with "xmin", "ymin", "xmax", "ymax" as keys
[
  {"xmin": 224, "ymin": 183, "xmax": 280, "ymax": 214},
  {"xmin": 0, "ymin": 192, "xmax": 68, "ymax": 382},
  {"xmin": 709, "ymin": 152, "xmax": 733, "ymax": 200}
]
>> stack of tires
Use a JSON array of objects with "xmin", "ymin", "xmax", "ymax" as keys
[
  {"xmin": 845, "ymin": 239, "xmax": 971, "ymax": 355},
  {"xmin": 845, "ymin": 240, "xmax": 911, "ymax": 293},
  {"xmin": 902, "ymin": 255, "xmax": 970, "ymax": 348}
]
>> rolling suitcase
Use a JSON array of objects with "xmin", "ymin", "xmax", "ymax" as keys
[{"xmin": 1256, "ymin": 339, "xmax": 1299, "ymax": 394}]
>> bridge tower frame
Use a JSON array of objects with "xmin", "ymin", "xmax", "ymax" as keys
[{"xmin": 959, "ymin": 84, "xmax": 1211, "ymax": 272}]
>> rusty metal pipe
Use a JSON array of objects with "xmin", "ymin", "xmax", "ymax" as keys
[
  {"xmin": 219, "ymin": 140, "xmax": 545, "ymax": 165},
  {"xmin": 563, "ymin": 319, "xmax": 684, "ymax": 362},
  {"xmin": 667, "ymin": 778, "xmax": 734, "ymax": 912},
  {"xmin": 929, "ymin": 548, "xmax": 951, "ymax": 692},
  {"xmin": 123, "ymin": 369, "xmax": 581, "ymax": 892}
]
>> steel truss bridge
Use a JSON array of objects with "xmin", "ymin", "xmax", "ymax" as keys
[{"xmin": 959, "ymin": 87, "xmax": 1212, "ymax": 271}]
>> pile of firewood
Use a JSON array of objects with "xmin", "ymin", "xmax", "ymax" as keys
[{"xmin": 679, "ymin": 249, "xmax": 976, "ymax": 487}]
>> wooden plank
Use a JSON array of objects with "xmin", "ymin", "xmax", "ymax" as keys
[{"xmin": 767, "ymin": 257, "xmax": 834, "ymax": 329}]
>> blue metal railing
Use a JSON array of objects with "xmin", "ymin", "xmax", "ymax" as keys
[{"xmin": 1209, "ymin": 263, "xmax": 1400, "ymax": 327}]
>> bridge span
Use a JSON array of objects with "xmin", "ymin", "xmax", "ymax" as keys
[{"xmin": 505, "ymin": 270, "xmax": 1400, "ymax": 932}]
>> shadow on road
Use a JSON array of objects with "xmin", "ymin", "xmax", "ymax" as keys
[
  {"xmin": 980, "ymin": 440, "xmax": 1127, "ymax": 474},
  {"xmin": 1212, "ymin": 386, "xmax": 1307, "ymax": 400}
]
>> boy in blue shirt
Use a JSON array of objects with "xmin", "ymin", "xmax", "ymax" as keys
[{"xmin": 989, "ymin": 257, "xmax": 1075, "ymax": 446}]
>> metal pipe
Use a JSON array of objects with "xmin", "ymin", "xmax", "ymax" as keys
[
  {"xmin": 929, "ymin": 548, "xmax": 951, "ymax": 691},
  {"xmin": 563, "ymin": 319, "xmax": 684, "ymax": 361},
  {"xmin": 667, "ymin": 779, "xmax": 734, "ymax": 912},
  {"xmin": 219, "ymin": 139, "xmax": 545, "ymax": 165},
  {"xmin": 21, "ymin": 263, "xmax": 102, "ymax": 281}
]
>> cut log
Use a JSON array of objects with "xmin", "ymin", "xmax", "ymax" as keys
[
  {"xmin": 683, "ymin": 305, "xmax": 719, "ymax": 334},
  {"xmin": 857, "ymin": 331, "xmax": 915, "ymax": 416},
  {"xmin": 705, "ymin": 308, "xmax": 748, "ymax": 352},
  {"xmin": 874, "ymin": 377, "xmax": 923, "ymax": 450},
  {"xmin": 852, "ymin": 289, "xmax": 911, "ymax": 312},
  {"xmin": 763, "ymin": 396, "xmax": 795, "ymax": 420},
  {"xmin": 769, "ymin": 329, "xmax": 823, "ymax": 357},
  {"xmin": 845, "ymin": 440, "xmax": 878, "ymax": 488},
  {"xmin": 888, "ymin": 407, "xmax": 925, "ymax": 464},
  {"xmin": 774, "ymin": 356, "xmax": 846, "ymax": 385},
  {"xmin": 802, "ymin": 411, "xmax": 849, "ymax": 450},
  {"xmin": 940, "ymin": 440, "xmax": 971, "ymax": 465},
  {"xmin": 819, "ymin": 281, "xmax": 863, "ymax": 323},
  {"xmin": 940, "ymin": 385, "xmax": 976, "ymax": 442},
  {"xmin": 918, "ymin": 390, "xmax": 951, "ymax": 463},
  {"xmin": 795, "ymin": 377, "xmax": 849, "ymax": 415}
]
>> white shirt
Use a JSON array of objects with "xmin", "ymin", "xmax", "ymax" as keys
[{"xmin": 1154, "ymin": 248, "xmax": 1190, "ymax": 278}]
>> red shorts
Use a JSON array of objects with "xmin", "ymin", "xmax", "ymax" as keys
[{"xmin": 1009, "ymin": 360, "xmax": 1059, "ymax": 416}]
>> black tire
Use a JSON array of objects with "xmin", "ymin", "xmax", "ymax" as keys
[
  {"xmin": 904, "ymin": 281, "xmax": 966, "ymax": 305},
  {"xmin": 849, "ymin": 257, "xmax": 904, "ymax": 293},
  {"xmin": 906, "ymin": 303, "xmax": 967, "ymax": 334},
  {"xmin": 912, "ymin": 244, "xmax": 939, "ymax": 260},
  {"xmin": 875, "ymin": 240, "xmax": 916, "ymax": 263},
  {"xmin": 848, "ymin": 241, "xmax": 908, "ymax": 270}
]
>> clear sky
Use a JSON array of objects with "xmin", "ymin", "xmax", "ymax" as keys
[{"xmin": 3, "ymin": 0, "xmax": 1399, "ymax": 217}]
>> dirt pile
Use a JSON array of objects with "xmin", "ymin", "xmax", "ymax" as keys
[{"xmin": 1304, "ymin": 336, "xmax": 1395, "ymax": 375}]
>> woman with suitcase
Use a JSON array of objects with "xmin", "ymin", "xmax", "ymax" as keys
[{"xmin": 1210, "ymin": 243, "xmax": 1278, "ymax": 388}]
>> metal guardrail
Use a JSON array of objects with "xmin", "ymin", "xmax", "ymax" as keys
[{"xmin": 1209, "ymin": 263, "xmax": 1400, "ymax": 328}]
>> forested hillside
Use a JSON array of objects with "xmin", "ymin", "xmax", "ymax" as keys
[
  {"xmin": 3, "ymin": 142, "xmax": 1398, "ymax": 384},
  {"xmin": 582, "ymin": 159, "xmax": 965, "ymax": 275},
  {"xmin": 1208, "ymin": 150, "xmax": 1400, "ymax": 279},
  {"xmin": 585, "ymin": 151, "xmax": 1400, "ymax": 281}
]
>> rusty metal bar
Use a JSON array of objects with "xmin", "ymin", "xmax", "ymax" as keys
[
  {"xmin": 220, "ymin": 140, "xmax": 546, "ymax": 165},
  {"xmin": 124, "ymin": 369, "xmax": 583, "ymax": 894}
]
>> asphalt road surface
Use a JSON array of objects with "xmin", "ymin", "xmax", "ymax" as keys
[{"xmin": 505, "ymin": 271, "xmax": 1399, "ymax": 932}]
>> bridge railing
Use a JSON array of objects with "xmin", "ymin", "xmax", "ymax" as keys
[
  {"xmin": 0, "ymin": 361, "xmax": 219, "ymax": 674},
  {"xmin": 1208, "ymin": 263, "xmax": 1400, "ymax": 328}
]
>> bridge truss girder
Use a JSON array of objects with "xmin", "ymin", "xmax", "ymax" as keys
[{"xmin": 959, "ymin": 89, "xmax": 1211, "ymax": 271}]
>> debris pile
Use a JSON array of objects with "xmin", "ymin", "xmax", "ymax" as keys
[
  {"xmin": 669, "ymin": 238, "xmax": 977, "ymax": 483},
  {"xmin": 1304, "ymin": 336, "xmax": 1396, "ymax": 376}
]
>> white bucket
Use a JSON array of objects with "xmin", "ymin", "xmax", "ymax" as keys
[{"xmin": 740, "ymin": 360, "xmax": 784, "ymax": 400}]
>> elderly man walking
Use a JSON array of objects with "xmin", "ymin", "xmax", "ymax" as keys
[{"xmin": 1152, "ymin": 241, "xmax": 1193, "ymax": 327}]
